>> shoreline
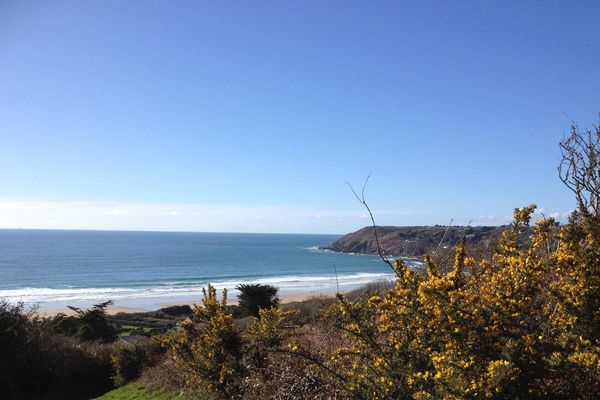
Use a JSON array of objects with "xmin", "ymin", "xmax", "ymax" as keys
[
  {"xmin": 35, "ymin": 290, "xmax": 340, "ymax": 317},
  {"xmin": 15, "ymin": 276, "xmax": 397, "ymax": 316},
  {"xmin": 4, "ymin": 272, "xmax": 396, "ymax": 312},
  {"xmin": 317, "ymin": 246, "xmax": 424, "ymax": 262}
]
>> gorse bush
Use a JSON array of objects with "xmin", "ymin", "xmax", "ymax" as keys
[
  {"xmin": 293, "ymin": 205, "xmax": 598, "ymax": 399},
  {"xmin": 163, "ymin": 214, "xmax": 600, "ymax": 399},
  {"xmin": 278, "ymin": 123, "xmax": 600, "ymax": 399},
  {"xmin": 164, "ymin": 120, "xmax": 600, "ymax": 399},
  {"xmin": 162, "ymin": 286, "xmax": 244, "ymax": 397},
  {"xmin": 162, "ymin": 287, "xmax": 332, "ymax": 399}
]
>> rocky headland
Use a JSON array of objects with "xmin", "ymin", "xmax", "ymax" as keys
[{"xmin": 321, "ymin": 225, "xmax": 513, "ymax": 258}]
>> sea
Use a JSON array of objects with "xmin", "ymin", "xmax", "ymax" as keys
[{"xmin": 0, "ymin": 229, "xmax": 400, "ymax": 311}]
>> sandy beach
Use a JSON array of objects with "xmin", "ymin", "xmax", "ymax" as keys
[
  {"xmin": 35, "ymin": 305, "xmax": 148, "ymax": 317},
  {"xmin": 35, "ymin": 290, "xmax": 340, "ymax": 317}
]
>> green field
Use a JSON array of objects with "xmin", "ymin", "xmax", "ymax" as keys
[{"xmin": 95, "ymin": 383, "xmax": 191, "ymax": 400}]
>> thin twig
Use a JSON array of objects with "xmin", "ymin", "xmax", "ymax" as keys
[
  {"xmin": 346, "ymin": 172, "xmax": 394, "ymax": 270},
  {"xmin": 434, "ymin": 218, "xmax": 454, "ymax": 255},
  {"xmin": 334, "ymin": 264, "xmax": 340, "ymax": 295}
]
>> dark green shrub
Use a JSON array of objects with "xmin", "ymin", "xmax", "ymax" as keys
[
  {"xmin": 0, "ymin": 300, "xmax": 113, "ymax": 399},
  {"xmin": 236, "ymin": 284, "xmax": 279, "ymax": 317},
  {"xmin": 111, "ymin": 337, "xmax": 163, "ymax": 386},
  {"xmin": 0, "ymin": 301, "xmax": 33, "ymax": 399},
  {"xmin": 50, "ymin": 301, "xmax": 116, "ymax": 342},
  {"xmin": 155, "ymin": 304, "xmax": 193, "ymax": 317},
  {"xmin": 111, "ymin": 342, "xmax": 144, "ymax": 385}
]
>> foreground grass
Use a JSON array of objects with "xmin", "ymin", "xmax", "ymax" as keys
[{"xmin": 95, "ymin": 383, "xmax": 192, "ymax": 400}]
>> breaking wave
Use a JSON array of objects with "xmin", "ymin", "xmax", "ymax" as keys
[{"xmin": 0, "ymin": 272, "xmax": 395, "ymax": 306}]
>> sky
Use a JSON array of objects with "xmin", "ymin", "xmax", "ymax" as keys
[{"xmin": 1, "ymin": 1, "xmax": 599, "ymax": 234}]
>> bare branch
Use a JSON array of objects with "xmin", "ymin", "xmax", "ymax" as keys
[
  {"xmin": 434, "ymin": 218, "xmax": 454, "ymax": 255},
  {"xmin": 346, "ymin": 173, "xmax": 394, "ymax": 270},
  {"xmin": 558, "ymin": 117, "xmax": 600, "ymax": 218},
  {"xmin": 333, "ymin": 264, "xmax": 340, "ymax": 295}
]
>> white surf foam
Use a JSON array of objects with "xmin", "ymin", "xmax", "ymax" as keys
[{"xmin": 1, "ymin": 272, "xmax": 396, "ymax": 306}]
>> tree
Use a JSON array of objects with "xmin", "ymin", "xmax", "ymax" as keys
[
  {"xmin": 559, "ymin": 118, "xmax": 600, "ymax": 218},
  {"xmin": 236, "ymin": 284, "xmax": 279, "ymax": 317},
  {"xmin": 51, "ymin": 300, "xmax": 116, "ymax": 342}
]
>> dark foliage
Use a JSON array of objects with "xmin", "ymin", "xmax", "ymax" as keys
[
  {"xmin": 0, "ymin": 301, "xmax": 32, "ymax": 399},
  {"xmin": 111, "ymin": 337, "xmax": 164, "ymax": 386},
  {"xmin": 49, "ymin": 301, "xmax": 116, "ymax": 342},
  {"xmin": 236, "ymin": 284, "xmax": 279, "ymax": 317},
  {"xmin": 107, "ymin": 305, "xmax": 192, "ymax": 337},
  {"xmin": 153, "ymin": 304, "xmax": 193, "ymax": 317},
  {"xmin": 0, "ymin": 301, "xmax": 113, "ymax": 400}
]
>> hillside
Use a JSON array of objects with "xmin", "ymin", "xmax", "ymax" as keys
[{"xmin": 321, "ymin": 225, "xmax": 512, "ymax": 258}]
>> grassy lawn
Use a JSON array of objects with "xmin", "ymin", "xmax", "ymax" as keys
[
  {"xmin": 95, "ymin": 383, "xmax": 191, "ymax": 400},
  {"xmin": 117, "ymin": 325, "xmax": 154, "ymax": 337}
]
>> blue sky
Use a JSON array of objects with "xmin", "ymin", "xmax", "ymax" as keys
[{"xmin": 1, "ymin": 1, "xmax": 599, "ymax": 233}]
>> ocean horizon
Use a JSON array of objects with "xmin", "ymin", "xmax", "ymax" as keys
[{"xmin": 0, "ymin": 229, "xmax": 398, "ymax": 310}]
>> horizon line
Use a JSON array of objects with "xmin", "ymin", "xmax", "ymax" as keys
[{"xmin": 0, "ymin": 223, "xmax": 508, "ymax": 236}]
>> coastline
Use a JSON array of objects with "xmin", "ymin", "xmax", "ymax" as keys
[
  {"xmin": 317, "ymin": 246, "xmax": 423, "ymax": 262},
  {"xmin": 35, "ymin": 290, "xmax": 340, "ymax": 317},
  {"xmin": 13, "ymin": 273, "xmax": 396, "ymax": 315},
  {"xmin": 1, "ymin": 230, "xmax": 399, "ymax": 316}
]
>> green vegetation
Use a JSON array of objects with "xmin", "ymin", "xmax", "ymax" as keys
[
  {"xmin": 236, "ymin": 283, "xmax": 279, "ymax": 317},
  {"xmin": 51, "ymin": 301, "xmax": 116, "ymax": 342},
  {"xmin": 111, "ymin": 339, "xmax": 163, "ymax": 386},
  {"xmin": 108, "ymin": 305, "xmax": 192, "ymax": 337},
  {"xmin": 95, "ymin": 383, "xmax": 192, "ymax": 400},
  {"xmin": 0, "ymin": 300, "xmax": 194, "ymax": 399},
  {"xmin": 323, "ymin": 225, "xmax": 522, "ymax": 259},
  {"xmin": 162, "ymin": 286, "xmax": 243, "ymax": 398},
  {"xmin": 0, "ymin": 301, "xmax": 114, "ymax": 400}
]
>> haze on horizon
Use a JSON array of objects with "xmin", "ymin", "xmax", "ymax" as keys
[{"xmin": 1, "ymin": 2, "xmax": 599, "ymax": 234}]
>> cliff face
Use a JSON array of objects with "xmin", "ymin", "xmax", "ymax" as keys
[{"xmin": 322, "ymin": 225, "xmax": 509, "ymax": 258}]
